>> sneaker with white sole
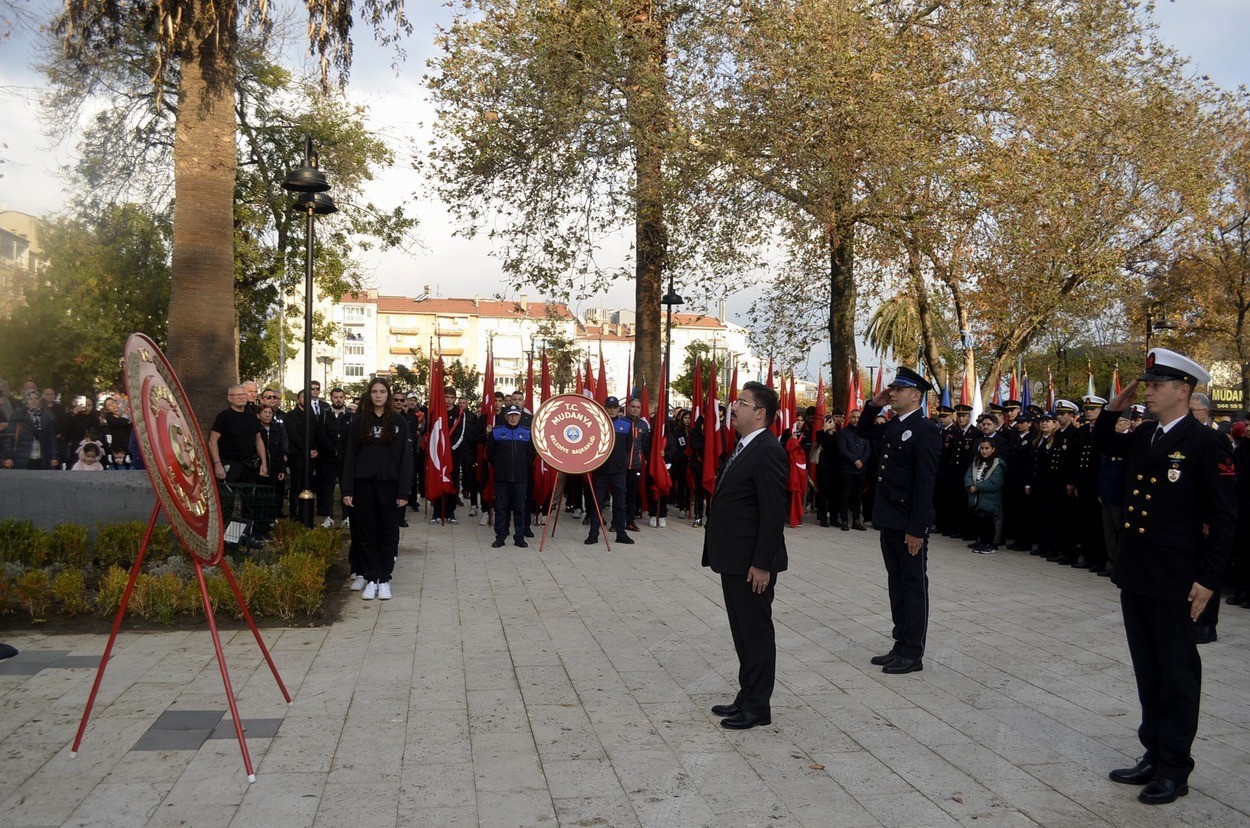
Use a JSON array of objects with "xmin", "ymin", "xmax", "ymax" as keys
[
  {"xmin": 377, "ymin": 582, "xmax": 392, "ymax": 600},
  {"xmin": 349, "ymin": 575, "xmax": 366, "ymax": 591},
  {"xmin": 648, "ymin": 516, "xmax": 658, "ymax": 527},
  {"xmin": 361, "ymin": 581, "xmax": 378, "ymax": 600},
  {"xmin": 539, "ymin": 514, "xmax": 547, "ymax": 525},
  {"xmin": 469, "ymin": 506, "xmax": 479, "ymax": 517},
  {"xmin": 341, "ymin": 517, "xmax": 350, "ymax": 529},
  {"xmin": 449, "ymin": 517, "xmax": 459, "ymax": 525},
  {"xmin": 479, "ymin": 512, "xmax": 490, "ymax": 526},
  {"xmin": 430, "ymin": 517, "xmax": 442, "ymax": 525},
  {"xmin": 658, "ymin": 517, "xmax": 666, "ymax": 528},
  {"xmin": 321, "ymin": 516, "xmax": 335, "ymax": 529}
]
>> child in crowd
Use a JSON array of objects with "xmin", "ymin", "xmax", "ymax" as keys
[{"xmin": 72, "ymin": 442, "xmax": 105, "ymax": 471}]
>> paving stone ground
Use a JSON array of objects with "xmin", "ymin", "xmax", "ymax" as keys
[{"xmin": 1, "ymin": 510, "xmax": 1248, "ymax": 827}]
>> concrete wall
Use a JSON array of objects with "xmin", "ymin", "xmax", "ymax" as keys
[{"xmin": 0, "ymin": 471, "xmax": 165, "ymax": 535}]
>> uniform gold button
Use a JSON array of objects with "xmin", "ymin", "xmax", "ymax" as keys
[
  {"xmin": 1137, "ymin": 474, "xmax": 1144, "ymax": 480},
  {"xmin": 1141, "ymin": 511, "xmax": 1148, "ymax": 517},
  {"xmin": 1139, "ymin": 527, "xmax": 1145, "ymax": 534},
  {"xmin": 1145, "ymin": 494, "xmax": 1151, "ymax": 500},
  {"xmin": 1124, "ymin": 522, "xmax": 1131, "ymax": 528},
  {"xmin": 1133, "ymin": 489, "xmax": 1139, "ymax": 495},
  {"xmin": 1150, "ymin": 478, "xmax": 1157, "ymax": 483}
]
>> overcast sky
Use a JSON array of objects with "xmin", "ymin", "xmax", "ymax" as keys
[{"xmin": 3, "ymin": 0, "xmax": 1248, "ymax": 377}]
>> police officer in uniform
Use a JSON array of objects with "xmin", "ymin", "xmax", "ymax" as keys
[
  {"xmin": 1052, "ymin": 399, "xmax": 1081, "ymax": 564},
  {"xmin": 1072, "ymin": 395, "xmax": 1107, "ymax": 571},
  {"xmin": 1004, "ymin": 412, "xmax": 1035, "ymax": 550},
  {"xmin": 857, "ymin": 368, "xmax": 941, "ymax": 675},
  {"xmin": 934, "ymin": 403, "xmax": 961, "ymax": 535},
  {"xmin": 586, "ymin": 397, "xmax": 634, "ymax": 545},
  {"xmin": 1099, "ymin": 349, "xmax": 1236, "ymax": 805}
]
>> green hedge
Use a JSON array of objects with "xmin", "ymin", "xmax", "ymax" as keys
[{"xmin": 0, "ymin": 518, "xmax": 344, "ymax": 624}]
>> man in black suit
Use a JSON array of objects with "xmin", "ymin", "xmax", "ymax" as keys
[
  {"xmin": 1098, "ymin": 349, "xmax": 1236, "ymax": 805},
  {"xmin": 319, "ymin": 387, "xmax": 352, "ymax": 526},
  {"xmin": 703, "ymin": 381, "xmax": 788, "ymax": 730},
  {"xmin": 857, "ymin": 367, "xmax": 941, "ymax": 675}
]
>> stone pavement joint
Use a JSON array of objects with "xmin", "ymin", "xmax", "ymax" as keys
[{"xmin": 1, "ymin": 514, "xmax": 1247, "ymax": 827}]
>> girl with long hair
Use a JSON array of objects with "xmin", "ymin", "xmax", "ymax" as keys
[{"xmin": 341, "ymin": 378, "xmax": 413, "ymax": 600}]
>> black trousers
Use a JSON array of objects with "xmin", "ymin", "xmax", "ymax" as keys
[
  {"xmin": 317, "ymin": 461, "xmax": 339, "ymax": 516},
  {"xmin": 1120, "ymin": 590, "xmax": 1201, "ymax": 783},
  {"xmin": 720, "ymin": 570, "xmax": 777, "ymax": 716},
  {"xmin": 814, "ymin": 469, "xmax": 838, "ymax": 522},
  {"xmin": 494, "ymin": 480, "xmax": 528, "ymax": 541},
  {"xmin": 838, "ymin": 472, "xmax": 864, "ymax": 522},
  {"xmin": 353, "ymin": 478, "xmax": 399, "ymax": 583},
  {"xmin": 878, "ymin": 528, "xmax": 929, "ymax": 660},
  {"xmin": 626, "ymin": 469, "xmax": 642, "ymax": 519},
  {"xmin": 589, "ymin": 471, "xmax": 627, "ymax": 539}
]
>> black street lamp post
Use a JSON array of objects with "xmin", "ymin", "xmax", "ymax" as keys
[
  {"xmin": 660, "ymin": 275, "xmax": 684, "ymax": 412},
  {"xmin": 282, "ymin": 135, "xmax": 337, "ymax": 527},
  {"xmin": 1145, "ymin": 300, "xmax": 1177, "ymax": 354}
]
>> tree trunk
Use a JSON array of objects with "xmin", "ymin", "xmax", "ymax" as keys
[
  {"xmin": 828, "ymin": 222, "xmax": 858, "ymax": 405},
  {"xmin": 906, "ymin": 242, "xmax": 946, "ymax": 388},
  {"xmin": 165, "ymin": 13, "xmax": 239, "ymax": 429},
  {"xmin": 626, "ymin": 2, "xmax": 667, "ymax": 398}
]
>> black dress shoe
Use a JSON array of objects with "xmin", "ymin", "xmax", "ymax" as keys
[
  {"xmin": 870, "ymin": 652, "xmax": 900, "ymax": 666},
  {"xmin": 524, "ymin": 528, "xmax": 535, "ymax": 538},
  {"xmin": 710, "ymin": 703, "xmax": 741, "ymax": 717},
  {"xmin": 1196, "ymin": 625, "xmax": 1217, "ymax": 644},
  {"xmin": 399, "ymin": 518, "xmax": 410, "ymax": 527},
  {"xmin": 819, "ymin": 519, "xmax": 829, "ymax": 528},
  {"xmin": 882, "ymin": 657, "xmax": 923, "ymax": 674},
  {"xmin": 1096, "ymin": 568, "xmax": 1113, "ymax": 577},
  {"xmin": 1109, "ymin": 759, "xmax": 1155, "ymax": 785},
  {"xmin": 1138, "ymin": 777, "xmax": 1187, "ymax": 804},
  {"xmin": 840, "ymin": 522, "xmax": 850, "ymax": 531},
  {"xmin": 615, "ymin": 535, "xmax": 635, "ymax": 544},
  {"xmin": 491, "ymin": 538, "xmax": 506, "ymax": 548},
  {"xmin": 1056, "ymin": 557, "xmax": 1076, "ymax": 565},
  {"xmin": 720, "ymin": 710, "xmax": 771, "ymax": 730},
  {"xmin": 514, "ymin": 539, "xmax": 528, "ymax": 548},
  {"xmin": 584, "ymin": 537, "xmax": 598, "ymax": 545},
  {"xmin": 1070, "ymin": 556, "xmax": 1088, "ymax": 568},
  {"xmin": 1045, "ymin": 554, "xmax": 1063, "ymax": 562}
]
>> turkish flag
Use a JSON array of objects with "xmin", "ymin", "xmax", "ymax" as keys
[{"xmin": 424, "ymin": 359, "xmax": 456, "ymax": 503}]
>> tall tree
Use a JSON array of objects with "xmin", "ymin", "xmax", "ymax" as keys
[
  {"xmin": 50, "ymin": 0, "xmax": 411, "ymax": 425},
  {"xmin": 0, "ymin": 204, "xmax": 172, "ymax": 392}
]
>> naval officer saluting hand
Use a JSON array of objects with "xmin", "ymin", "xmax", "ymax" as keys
[
  {"xmin": 1098, "ymin": 348, "xmax": 1236, "ymax": 805},
  {"xmin": 856, "ymin": 367, "xmax": 941, "ymax": 675}
]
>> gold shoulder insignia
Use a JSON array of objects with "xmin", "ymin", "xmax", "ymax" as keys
[{"xmin": 1167, "ymin": 451, "xmax": 1186, "ymax": 461}]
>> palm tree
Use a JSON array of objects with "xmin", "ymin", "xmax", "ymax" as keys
[{"xmin": 52, "ymin": 0, "xmax": 409, "ymax": 424}]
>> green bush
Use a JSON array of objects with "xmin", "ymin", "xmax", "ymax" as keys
[
  {"xmin": 230, "ymin": 559, "xmax": 275, "ymax": 620},
  {"xmin": 94, "ymin": 521, "xmax": 174, "ymax": 569},
  {"xmin": 146, "ymin": 572, "xmax": 185, "ymax": 625},
  {"xmin": 0, "ymin": 572, "xmax": 14, "ymax": 615},
  {"xmin": 52, "ymin": 568, "xmax": 92, "ymax": 616},
  {"xmin": 50, "ymin": 524, "xmax": 92, "ymax": 569},
  {"xmin": 287, "ymin": 527, "xmax": 340, "ymax": 569},
  {"xmin": 268, "ymin": 520, "xmax": 307, "ymax": 556},
  {"xmin": 96, "ymin": 565, "xmax": 130, "ymax": 618},
  {"xmin": 14, "ymin": 569, "xmax": 51, "ymax": 620},
  {"xmin": 274, "ymin": 552, "xmax": 328, "ymax": 619},
  {"xmin": 0, "ymin": 519, "xmax": 51, "ymax": 567}
]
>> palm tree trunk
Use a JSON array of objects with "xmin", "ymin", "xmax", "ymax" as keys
[{"xmin": 165, "ymin": 16, "xmax": 239, "ymax": 428}]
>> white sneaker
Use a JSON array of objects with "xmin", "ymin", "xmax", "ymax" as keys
[
  {"xmin": 469, "ymin": 506, "xmax": 479, "ymax": 517},
  {"xmin": 362, "ymin": 581, "xmax": 378, "ymax": 600},
  {"xmin": 430, "ymin": 517, "xmax": 442, "ymax": 525},
  {"xmin": 449, "ymin": 517, "xmax": 459, "ymax": 525},
  {"xmin": 658, "ymin": 518, "xmax": 666, "ymax": 528},
  {"xmin": 574, "ymin": 509, "xmax": 584, "ymax": 519},
  {"xmin": 341, "ymin": 517, "xmax": 350, "ymax": 529},
  {"xmin": 377, "ymin": 582, "xmax": 392, "ymax": 600},
  {"xmin": 679, "ymin": 510, "xmax": 687, "ymax": 519},
  {"xmin": 538, "ymin": 514, "xmax": 547, "ymax": 525},
  {"xmin": 321, "ymin": 516, "xmax": 335, "ymax": 529},
  {"xmin": 349, "ymin": 575, "xmax": 366, "ymax": 591},
  {"xmin": 479, "ymin": 512, "xmax": 489, "ymax": 526},
  {"xmin": 648, "ymin": 516, "xmax": 658, "ymax": 528}
]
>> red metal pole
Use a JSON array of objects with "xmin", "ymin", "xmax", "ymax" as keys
[
  {"xmin": 219, "ymin": 558, "xmax": 292, "ymax": 704},
  {"xmin": 71, "ymin": 501, "xmax": 160, "ymax": 757},
  {"xmin": 193, "ymin": 559, "xmax": 256, "ymax": 782}
]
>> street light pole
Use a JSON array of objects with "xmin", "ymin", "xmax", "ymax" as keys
[
  {"xmin": 282, "ymin": 134, "xmax": 337, "ymax": 527},
  {"xmin": 660, "ymin": 275, "xmax": 684, "ymax": 412}
]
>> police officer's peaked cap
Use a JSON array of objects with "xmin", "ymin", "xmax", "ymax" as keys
[
  {"xmin": 953, "ymin": 404, "xmax": 973, "ymax": 413},
  {"xmin": 886, "ymin": 366, "xmax": 933, "ymax": 393},
  {"xmin": 605, "ymin": 396, "xmax": 621, "ymax": 408},
  {"xmin": 1002, "ymin": 399, "xmax": 1022, "ymax": 409},
  {"xmin": 1139, "ymin": 348, "xmax": 1210, "ymax": 387},
  {"xmin": 503, "ymin": 404, "xmax": 522, "ymax": 415}
]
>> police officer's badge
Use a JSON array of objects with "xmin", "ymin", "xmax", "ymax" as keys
[
  {"xmin": 1168, "ymin": 468, "xmax": 1181, "ymax": 482},
  {"xmin": 902, "ymin": 430, "xmax": 912, "ymax": 441}
]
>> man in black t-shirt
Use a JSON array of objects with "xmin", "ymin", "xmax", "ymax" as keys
[{"xmin": 209, "ymin": 385, "xmax": 268, "ymax": 537}]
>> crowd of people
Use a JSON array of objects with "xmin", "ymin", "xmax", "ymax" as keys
[{"xmin": 0, "ymin": 378, "xmax": 138, "ymax": 471}]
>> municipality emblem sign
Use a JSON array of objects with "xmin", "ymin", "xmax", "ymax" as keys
[{"xmin": 532, "ymin": 394, "xmax": 613, "ymax": 475}]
